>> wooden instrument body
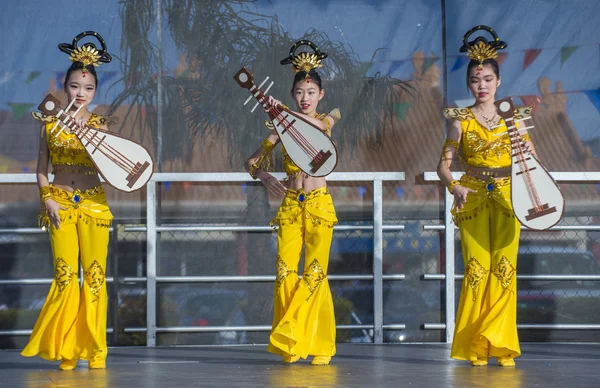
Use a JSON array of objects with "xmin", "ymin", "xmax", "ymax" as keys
[
  {"xmin": 38, "ymin": 94, "xmax": 154, "ymax": 193},
  {"xmin": 234, "ymin": 67, "xmax": 338, "ymax": 177},
  {"xmin": 495, "ymin": 97, "xmax": 565, "ymax": 230}
]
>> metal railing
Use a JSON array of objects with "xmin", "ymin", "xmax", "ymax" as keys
[
  {"xmin": 2, "ymin": 171, "xmax": 600, "ymax": 345},
  {"xmin": 0, "ymin": 172, "xmax": 405, "ymax": 345},
  {"xmin": 423, "ymin": 171, "xmax": 600, "ymax": 341}
]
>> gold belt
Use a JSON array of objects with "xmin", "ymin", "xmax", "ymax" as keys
[
  {"xmin": 466, "ymin": 166, "xmax": 511, "ymax": 181},
  {"xmin": 285, "ymin": 187, "xmax": 329, "ymax": 203},
  {"xmin": 49, "ymin": 185, "xmax": 104, "ymax": 207}
]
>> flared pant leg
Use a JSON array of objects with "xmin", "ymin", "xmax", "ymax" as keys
[
  {"xmin": 451, "ymin": 201, "xmax": 521, "ymax": 361},
  {"xmin": 22, "ymin": 196, "xmax": 109, "ymax": 362},
  {"xmin": 267, "ymin": 201, "xmax": 336, "ymax": 359}
]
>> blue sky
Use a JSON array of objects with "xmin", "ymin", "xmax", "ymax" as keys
[{"xmin": 1, "ymin": 0, "xmax": 598, "ymax": 139}]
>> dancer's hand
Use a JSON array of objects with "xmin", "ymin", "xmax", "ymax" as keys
[
  {"xmin": 257, "ymin": 170, "xmax": 286, "ymax": 197},
  {"xmin": 45, "ymin": 199, "xmax": 67, "ymax": 229},
  {"xmin": 452, "ymin": 185, "xmax": 476, "ymax": 211},
  {"xmin": 265, "ymin": 96, "xmax": 282, "ymax": 112}
]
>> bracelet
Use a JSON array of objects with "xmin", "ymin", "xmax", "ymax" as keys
[
  {"xmin": 40, "ymin": 186, "xmax": 52, "ymax": 203},
  {"xmin": 249, "ymin": 163, "xmax": 260, "ymax": 180},
  {"xmin": 447, "ymin": 180, "xmax": 460, "ymax": 194}
]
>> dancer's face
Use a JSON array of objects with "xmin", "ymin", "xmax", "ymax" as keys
[
  {"xmin": 65, "ymin": 70, "xmax": 96, "ymax": 111},
  {"xmin": 468, "ymin": 64, "xmax": 501, "ymax": 104},
  {"xmin": 292, "ymin": 78, "xmax": 324, "ymax": 116}
]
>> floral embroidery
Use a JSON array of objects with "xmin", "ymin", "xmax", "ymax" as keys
[
  {"xmin": 465, "ymin": 131, "xmax": 511, "ymax": 159},
  {"xmin": 492, "ymin": 256, "xmax": 516, "ymax": 290},
  {"xmin": 303, "ymin": 258, "xmax": 325, "ymax": 295},
  {"xmin": 53, "ymin": 258, "xmax": 76, "ymax": 303},
  {"xmin": 84, "ymin": 260, "xmax": 106, "ymax": 297},
  {"xmin": 466, "ymin": 258, "xmax": 488, "ymax": 301},
  {"xmin": 275, "ymin": 256, "xmax": 297, "ymax": 295}
]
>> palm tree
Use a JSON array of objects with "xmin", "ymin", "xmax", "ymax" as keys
[{"xmin": 111, "ymin": 0, "xmax": 418, "ymax": 169}]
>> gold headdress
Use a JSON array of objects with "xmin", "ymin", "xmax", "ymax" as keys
[
  {"xmin": 281, "ymin": 40, "xmax": 328, "ymax": 77},
  {"xmin": 459, "ymin": 25, "xmax": 507, "ymax": 72},
  {"xmin": 59, "ymin": 31, "xmax": 112, "ymax": 73}
]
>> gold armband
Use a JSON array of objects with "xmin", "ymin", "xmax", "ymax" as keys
[
  {"xmin": 328, "ymin": 108, "xmax": 341, "ymax": 123},
  {"xmin": 249, "ymin": 139, "xmax": 276, "ymax": 180},
  {"xmin": 40, "ymin": 186, "xmax": 52, "ymax": 203},
  {"xmin": 440, "ymin": 139, "xmax": 460, "ymax": 169},
  {"xmin": 447, "ymin": 180, "xmax": 460, "ymax": 194}
]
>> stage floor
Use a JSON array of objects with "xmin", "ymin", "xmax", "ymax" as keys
[{"xmin": 1, "ymin": 343, "xmax": 599, "ymax": 387}]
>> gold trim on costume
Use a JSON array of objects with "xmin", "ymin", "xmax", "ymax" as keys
[
  {"xmin": 249, "ymin": 138, "xmax": 275, "ymax": 179},
  {"xmin": 466, "ymin": 258, "xmax": 488, "ymax": 301},
  {"xmin": 53, "ymin": 258, "xmax": 77, "ymax": 303},
  {"xmin": 69, "ymin": 46, "xmax": 102, "ymax": 68},
  {"xmin": 492, "ymin": 256, "xmax": 516, "ymax": 290},
  {"xmin": 466, "ymin": 41, "xmax": 498, "ymax": 66},
  {"xmin": 292, "ymin": 52, "xmax": 323, "ymax": 73},
  {"xmin": 464, "ymin": 131, "xmax": 511, "ymax": 160},
  {"xmin": 444, "ymin": 107, "xmax": 475, "ymax": 121},
  {"xmin": 84, "ymin": 260, "xmax": 106, "ymax": 297},
  {"xmin": 303, "ymin": 258, "xmax": 325, "ymax": 295},
  {"xmin": 275, "ymin": 256, "xmax": 297, "ymax": 296}
]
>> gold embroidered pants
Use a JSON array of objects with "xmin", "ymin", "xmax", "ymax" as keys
[
  {"xmin": 451, "ymin": 176, "xmax": 521, "ymax": 361},
  {"xmin": 267, "ymin": 187, "xmax": 338, "ymax": 359},
  {"xmin": 22, "ymin": 185, "xmax": 112, "ymax": 362}
]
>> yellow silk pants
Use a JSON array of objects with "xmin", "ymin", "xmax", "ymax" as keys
[
  {"xmin": 267, "ymin": 187, "xmax": 338, "ymax": 359},
  {"xmin": 451, "ymin": 175, "xmax": 521, "ymax": 361},
  {"xmin": 22, "ymin": 185, "xmax": 112, "ymax": 362}
]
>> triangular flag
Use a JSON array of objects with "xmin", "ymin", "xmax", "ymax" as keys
[
  {"xmin": 518, "ymin": 95, "xmax": 542, "ymax": 111},
  {"xmin": 359, "ymin": 62, "xmax": 371, "ymax": 77},
  {"xmin": 496, "ymin": 52, "xmax": 508, "ymax": 66},
  {"xmin": 9, "ymin": 103, "xmax": 35, "ymax": 120},
  {"xmin": 394, "ymin": 102, "xmax": 411, "ymax": 121},
  {"xmin": 560, "ymin": 46, "xmax": 578, "ymax": 67},
  {"xmin": 25, "ymin": 71, "xmax": 41, "ymax": 85},
  {"xmin": 422, "ymin": 56, "xmax": 439, "ymax": 74},
  {"xmin": 451, "ymin": 56, "xmax": 469, "ymax": 71},
  {"xmin": 584, "ymin": 89, "xmax": 600, "ymax": 114},
  {"xmin": 56, "ymin": 71, "xmax": 65, "ymax": 86},
  {"xmin": 523, "ymin": 49, "xmax": 542, "ymax": 70},
  {"xmin": 388, "ymin": 60, "xmax": 405, "ymax": 75}
]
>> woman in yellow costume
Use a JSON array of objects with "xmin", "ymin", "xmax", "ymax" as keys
[
  {"xmin": 437, "ymin": 26, "xmax": 537, "ymax": 367},
  {"xmin": 21, "ymin": 32, "xmax": 113, "ymax": 370},
  {"xmin": 246, "ymin": 41, "xmax": 341, "ymax": 366}
]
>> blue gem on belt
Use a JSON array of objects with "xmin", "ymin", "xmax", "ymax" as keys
[
  {"xmin": 487, "ymin": 182, "xmax": 494, "ymax": 191},
  {"xmin": 298, "ymin": 193, "xmax": 305, "ymax": 202},
  {"xmin": 72, "ymin": 189, "xmax": 83, "ymax": 205}
]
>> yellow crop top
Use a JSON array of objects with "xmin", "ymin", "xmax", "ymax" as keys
[
  {"xmin": 33, "ymin": 113, "xmax": 108, "ymax": 169},
  {"xmin": 443, "ymin": 106, "xmax": 532, "ymax": 168},
  {"xmin": 281, "ymin": 113, "xmax": 332, "ymax": 177}
]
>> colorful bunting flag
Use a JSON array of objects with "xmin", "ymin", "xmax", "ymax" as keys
[
  {"xmin": 523, "ymin": 49, "xmax": 542, "ymax": 70},
  {"xmin": 451, "ymin": 56, "xmax": 469, "ymax": 72},
  {"xmin": 422, "ymin": 55, "xmax": 439, "ymax": 74},
  {"xmin": 25, "ymin": 71, "xmax": 41, "ymax": 85},
  {"xmin": 496, "ymin": 52, "xmax": 509, "ymax": 66},
  {"xmin": 359, "ymin": 62, "xmax": 371, "ymax": 77},
  {"xmin": 560, "ymin": 46, "xmax": 578, "ymax": 66},
  {"xmin": 8, "ymin": 103, "xmax": 35, "ymax": 120},
  {"xmin": 394, "ymin": 102, "xmax": 411, "ymax": 121},
  {"xmin": 584, "ymin": 89, "xmax": 600, "ymax": 114}
]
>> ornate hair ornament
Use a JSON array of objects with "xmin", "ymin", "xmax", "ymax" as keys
[
  {"xmin": 58, "ymin": 31, "xmax": 112, "ymax": 74},
  {"xmin": 280, "ymin": 40, "xmax": 328, "ymax": 78},
  {"xmin": 459, "ymin": 25, "xmax": 507, "ymax": 74}
]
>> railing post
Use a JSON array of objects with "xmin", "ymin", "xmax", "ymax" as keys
[
  {"xmin": 146, "ymin": 181, "xmax": 157, "ymax": 347},
  {"xmin": 444, "ymin": 184, "xmax": 456, "ymax": 343},
  {"xmin": 373, "ymin": 179, "xmax": 383, "ymax": 343}
]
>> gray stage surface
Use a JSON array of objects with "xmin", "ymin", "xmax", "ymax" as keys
[{"xmin": 1, "ymin": 343, "xmax": 599, "ymax": 387}]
